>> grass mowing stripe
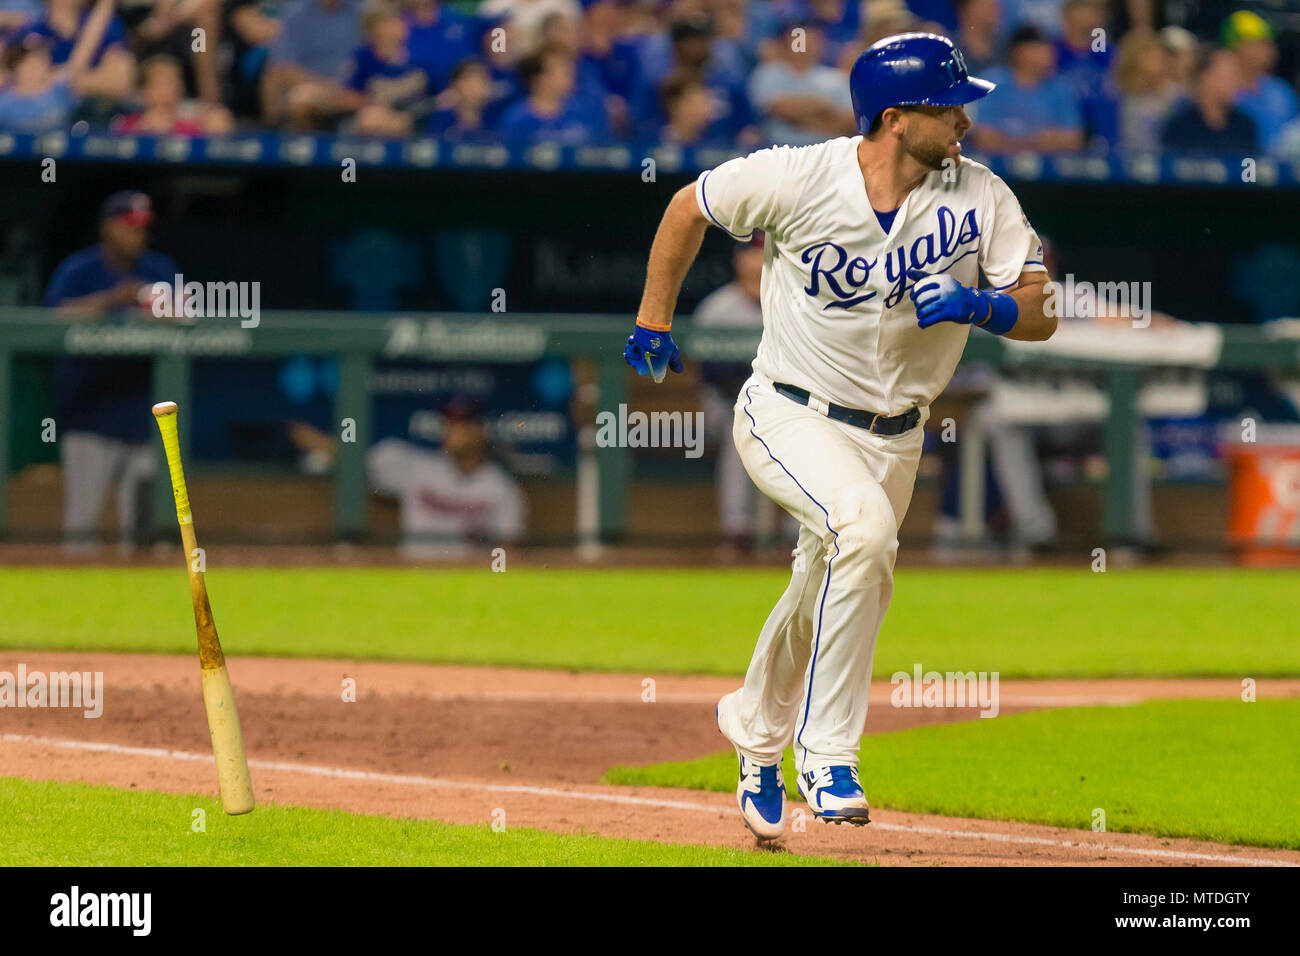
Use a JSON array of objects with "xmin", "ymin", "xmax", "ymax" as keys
[
  {"xmin": 0, "ymin": 777, "xmax": 852, "ymax": 867},
  {"xmin": 604, "ymin": 699, "xmax": 1300, "ymax": 850},
  {"xmin": 2, "ymin": 567, "xmax": 1297, "ymax": 677}
]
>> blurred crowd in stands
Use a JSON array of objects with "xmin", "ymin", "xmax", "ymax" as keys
[{"xmin": 1, "ymin": 0, "xmax": 1299, "ymax": 157}]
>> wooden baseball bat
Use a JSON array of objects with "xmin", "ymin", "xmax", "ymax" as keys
[{"xmin": 152, "ymin": 401, "xmax": 255, "ymax": 815}]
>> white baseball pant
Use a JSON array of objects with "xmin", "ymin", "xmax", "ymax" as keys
[
  {"xmin": 702, "ymin": 384, "xmax": 760, "ymax": 539},
  {"xmin": 718, "ymin": 373, "xmax": 926, "ymax": 773},
  {"xmin": 61, "ymin": 431, "xmax": 155, "ymax": 553}
]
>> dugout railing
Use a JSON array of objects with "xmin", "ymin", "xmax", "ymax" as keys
[{"xmin": 0, "ymin": 308, "xmax": 1296, "ymax": 546}]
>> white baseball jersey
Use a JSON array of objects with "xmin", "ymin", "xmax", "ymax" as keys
[
  {"xmin": 367, "ymin": 438, "xmax": 525, "ymax": 558},
  {"xmin": 695, "ymin": 136, "xmax": 1045, "ymax": 415}
]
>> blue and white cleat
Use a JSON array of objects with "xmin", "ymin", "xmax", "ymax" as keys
[
  {"xmin": 798, "ymin": 765, "xmax": 871, "ymax": 825},
  {"xmin": 735, "ymin": 754, "xmax": 788, "ymax": 841},
  {"xmin": 717, "ymin": 703, "xmax": 786, "ymax": 840}
]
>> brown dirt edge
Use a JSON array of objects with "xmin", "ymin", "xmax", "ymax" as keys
[
  {"xmin": 0, "ymin": 543, "xmax": 1247, "ymax": 569},
  {"xmin": 1, "ymin": 652, "xmax": 1297, "ymax": 867}
]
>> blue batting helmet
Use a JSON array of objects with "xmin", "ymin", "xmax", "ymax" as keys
[{"xmin": 849, "ymin": 33, "xmax": 995, "ymax": 134}]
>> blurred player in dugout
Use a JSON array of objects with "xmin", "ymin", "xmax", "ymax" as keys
[
  {"xmin": 45, "ymin": 191, "xmax": 177, "ymax": 553},
  {"xmin": 290, "ymin": 395, "xmax": 525, "ymax": 559},
  {"xmin": 695, "ymin": 231, "xmax": 795, "ymax": 553},
  {"xmin": 695, "ymin": 232, "xmax": 763, "ymax": 551}
]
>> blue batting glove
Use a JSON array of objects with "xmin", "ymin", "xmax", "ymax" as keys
[
  {"xmin": 906, "ymin": 269, "xmax": 989, "ymax": 329},
  {"xmin": 624, "ymin": 322, "xmax": 683, "ymax": 383}
]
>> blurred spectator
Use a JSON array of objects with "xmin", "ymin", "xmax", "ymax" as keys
[
  {"xmin": 45, "ymin": 191, "xmax": 177, "ymax": 553},
  {"xmin": 426, "ymin": 56, "xmax": 496, "ymax": 141},
  {"xmin": 0, "ymin": 0, "xmax": 42, "ymax": 37},
  {"xmin": 1222, "ymin": 10, "xmax": 1298, "ymax": 152},
  {"xmin": 475, "ymin": 7, "xmax": 526, "ymax": 126},
  {"xmin": 538, "ymin": 7, "xmax": 580, "ymax": 53},
  {"xmin": 0, "ymin": 0, "xmax": 1286, "ymax": 156},
  {"xmin": 695, "ymin": 233, "xmax": 765, "ymax": 551},
  {"xmin": 658, "ymin": 70, "xmax": 729, "ymax": 146},
  {"xmin": 1053, "ymin": 0, "xmax": 1113, "ymax": 142},
  {"xmin": 954, "ymin": 0, "xmax": 1002, "ymax": 74},
  {"xmin": 1161, "ymin": 46, "xmax": 1257, "ymax": 155},
  {"xmin": 969, "ymin": 25, "xmax": 1085, "ymax": 153},
  {"xmin": 858, "ymin": 0, "xmax": 920, "ymax": 48},
  {"xmin": 539, "ymin": 8, "xmax": 622, "ymax": 129},
  {"xmin": 636, "ymin": 7, "xmax": 747, "ymax": 91},
  {"xmin": 906, "ymin": 0, "xmax": 959, "ymax": 36},
  {"xmin": 498, "ymin": 41, "xmax": 607, "ymax": 146},
  {"xmin": 344, "ymin": 2, "xmax": 429, "ymax": 135},
  {"xmin": 998, "ymin": 0, "xmax": 1065, "ymax": 40},
  {"xmin": 575, "ymin": 0, "xmax": 640, "ymax": 135},
  {"xmin": 1159, "ymin": 25, "xmax": 1197, "ymax": 91},
  {"xmin": 112, "ymin": 54, "xmax": 235, "ymax": 135},
  {"xmin": 291, "ymin": 396, "xmax": 526, "ymax": 560},
  {"xmin": 749, "ymin": 17, "xmax": 854, "ymax": 146},
  {"xmin": 717, "ymin": 0, "xmax": 766, "ymax": 66},
  {"xmin": 222, "ymin": 0, "xmax": 283, "ymax": 118},
  {"xmin": 1054, "ymin": 0, "xmax": 1109, "ymax": 79},
  {"xmin": 262, "ymin": 0, "xmax": 366, "ymax": 130},
  {"xmin": 0, "ymin": 0, "xmax": 117, "ymax": 132},
  {"xmin": 1273, "ymin": 112, "xmax": 1300, "ymax": 162},
  {"xmin": 1113, "ymin": 30, "xmax": 1179, "ymax": 153},
  {"xmin": 9, "ymin": 0, "xmax": 135, "ymax": 102},
  {"xmin": 801, "ymin": 0, "xmax": 863, "ymax": 63},
  {"xmin": 479, "ymin": 0, "xmax": 581, "ymax": 59},
  {"xmin": 631, "ymin": 12, "xmax": 752, "ymax": 140},
  {"xmin": 577, "ymin": 0, "xmax": 639, "ymax": 99},
  {"xmin": 620, "ymin": 0, "xmax": 663, "ymax": 36},
  {"xmin": 405, "ymin": 0, "xmax": 478, "ymax": 94},
  {"xmin": 133, "ymin": 0, "xmax": 224, "ymax": 106},
  {"xmin": 1125, "ymin": 0, "xmax": 1156, "ymax": 33}
]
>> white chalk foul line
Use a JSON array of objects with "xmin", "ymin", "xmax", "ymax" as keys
[
  {"xmin": 0, "ymin": 734, "xmax": 727, "ymax": 813},
  {"xmin": 863, "ymin": 821, "xmax": 1300, "ymax": 867},
  {"xmin": 3, "ymin": 733, "xmax": 1295, "ymax": 868}
]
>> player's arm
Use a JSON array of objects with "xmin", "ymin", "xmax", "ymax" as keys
[
  {"xmin": 762, "ymin": 95, "xmax": 855, "ymax": 135},
  {"xmin": 46, "ymin": 255, "xmax": 144, "ymax": 319},
  {"xmin": 67, "ymin": 0, "xmax": 136, "ymax": 101},
  {"xmin": 907, "ymin": 267, "xmax": 1056, "ymax": 341},
  {"xmin": 625, "ymin": 184, "xmax": 709, "ymax": 382},
  {"xmin": 65, "ymin": 0, "xmax": 114, "ymax": 76},
  {"xmin": 54, "ymin": 282, "xmax": 144, "ymax": 318},
  {"xmin": 1000, "ymin": 270, "xmax": 1055, "ymax": 342},
  {"xmin": 636, "ymin": 184, "xmax": 709, "ymax": 330}
]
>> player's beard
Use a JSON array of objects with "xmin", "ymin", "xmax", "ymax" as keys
[{"xmin": 899, "ymin": 125, "xmax": 952, "ymax": 171}]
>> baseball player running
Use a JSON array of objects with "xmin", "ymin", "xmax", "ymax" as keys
[{"xmin": 624, "ymin": 33, "xmax": 1056, "ymax": 840}]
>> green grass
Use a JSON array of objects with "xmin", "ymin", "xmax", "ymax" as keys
[
  {"xmin": 0, "ymin": 777, "xmax": 851, "ymax": 866},
  {"xmin": 605, "ymin": 699, "xmax": 1300, "ymax": 849},
  {"xmin": 2, "ymin": 567, "xmax": 1297, "ymax": 677}
]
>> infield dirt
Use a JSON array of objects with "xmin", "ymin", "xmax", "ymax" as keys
[{"xmin": 2, "ymin": 651, "xmax": 1297, "ymax": 867}]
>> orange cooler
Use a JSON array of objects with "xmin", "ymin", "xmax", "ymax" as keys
[{"xmin": 1224, "ymin": 425, "xmax": 1300, "ymax": 566}]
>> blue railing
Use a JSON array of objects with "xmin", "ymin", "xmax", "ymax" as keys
[{"xmin": 1, "ymin": 129, "xmax": 1295, "ymax": 188}]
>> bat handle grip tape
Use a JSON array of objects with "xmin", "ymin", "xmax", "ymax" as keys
[{"xmin": 158, "ymin": 418, "xmax": 193, "ymax": 525}]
